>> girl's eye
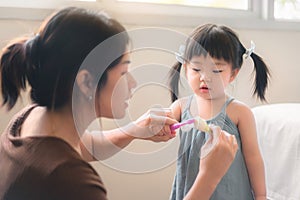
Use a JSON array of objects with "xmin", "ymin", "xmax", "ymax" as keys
[
  {"xmin": 213, "ymin": 69, "xmax": 223, "ymax": 73},
  {"xmin": 192, "ymin": 68, "xmax": 201, "ymax": 72}
]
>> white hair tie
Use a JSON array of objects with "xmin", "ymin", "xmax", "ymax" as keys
[
  {"xmin": 245, "ymin": 40, "xmax": 255, "ymax": 59},
  {"xmin": 175, "ymin": 45, "xmax": 185, "ymax": 64}
]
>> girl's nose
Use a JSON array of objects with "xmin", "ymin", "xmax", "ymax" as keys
[{"xmin": 199, "ymin": 72, "xmax": 211, "ymax": 82}]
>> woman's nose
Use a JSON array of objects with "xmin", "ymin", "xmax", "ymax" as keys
[{"xmin": 127, "ymin": 72, "xmax": 137, "ymax": 89}]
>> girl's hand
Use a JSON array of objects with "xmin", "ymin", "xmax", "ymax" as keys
[{"xmin": 129, "ymin": 108, "xmax": 178, "ymax": 142}]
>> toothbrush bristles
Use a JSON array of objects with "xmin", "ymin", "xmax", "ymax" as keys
[{"xmin": 194, "ymin": 116, "xmax": 210, "ymax": 133}]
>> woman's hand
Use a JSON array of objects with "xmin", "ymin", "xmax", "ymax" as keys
[
  {"xmin": 81, "ymin": 108, "xmax": 178, "ymax": 161},
  {"xmin": 129, "ymin": 108, "xmax": 178, "ymax": 142}
]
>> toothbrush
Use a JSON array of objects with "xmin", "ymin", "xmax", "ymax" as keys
[{"xmin": 170, "ymin": 116, "xmax": 211, "ymax": 133}]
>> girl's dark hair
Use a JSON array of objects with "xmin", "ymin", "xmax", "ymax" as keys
[
  {"xmin": 169, "ymin": 24, "xmax": 270, "ymax": 102},
  {"xmin": 0, "ymin": 7, "xmax": 129, "ymax": 110}
]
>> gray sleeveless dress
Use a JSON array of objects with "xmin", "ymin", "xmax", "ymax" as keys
[{"xmin": 170, "ymin": 96, "xmax": 254, "ymax": 200}]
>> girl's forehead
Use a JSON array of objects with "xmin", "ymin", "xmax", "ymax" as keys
[
  {"xmin": 189, "ymin": 55, "xmax": 214, "ymax": 64},
  {"xmin": 190, "ymin": 55, "xmax": 228, "ymax": 63},
  {"xmin": 190, "ymin": 55, "xmax": 210, "ymax": 62}
]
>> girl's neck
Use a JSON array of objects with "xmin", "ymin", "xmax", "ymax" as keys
[{"xmin": 191, "ymin": 94, "xmax": 228, "ymax": 120}]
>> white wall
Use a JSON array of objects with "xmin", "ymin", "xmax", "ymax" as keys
[{"xmin": 1, "ymin": 14, "xmax": 300, "ymax": 200}]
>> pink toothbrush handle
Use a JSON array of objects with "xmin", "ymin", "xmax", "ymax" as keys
[
  {"xmin": 170, "ymin": 119, "xmax": 195, "ymax": 131},
  {"xmin": 170, "ymin": 123, "xmax": 182, "ymax": 131}
]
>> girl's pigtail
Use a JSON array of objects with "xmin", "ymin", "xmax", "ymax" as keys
[
  {"xmin": 250, "ymin": 53, "xmax": 270, "ymax": 101},
  {"xmin": 0, "ymin": 38, "xmax": 28, "ymax": 110},
  {"xmin": 168, "ymin": 61, "xmax": 182, "ymax": 102}
]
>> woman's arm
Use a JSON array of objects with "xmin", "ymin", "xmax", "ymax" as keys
[
  {"xmin": 236, "ymin": 103, "xmax": 267, "ymax": 200},
  {"xmin": 80, "ymin": 108, "xmax": 178, "ymax": 161},
  {"xmin": 80, "ymin": 127, "xmax": 135, "ymax": 162},
  {"xmin": 184, "ymin": 127, "xmax": 238, "ymax": 200}
]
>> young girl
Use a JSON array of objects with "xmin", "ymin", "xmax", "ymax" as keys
[{"xmin": 169, "ymin": 24, "xmax": 269, "ymax": 200}]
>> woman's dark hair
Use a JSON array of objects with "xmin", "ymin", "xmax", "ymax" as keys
[
  {"xmin": 0, "ymin": 7, "xmax": 129, "ymax": 110},
  {"xmin": 169, "ymin": 24, "xmax": 270, "ymax": 102}
]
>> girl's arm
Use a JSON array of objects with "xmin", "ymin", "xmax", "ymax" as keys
[
  {"xmin": 235, "ymin": 102, "xmax": 266, "ymax": 199},
  {"xmin": 80, "ymin": 108, "xmax": 178, "ymax": 162},
  {"xmin": 170, "ymin": 99, "xmax": 182, "ymax": 122}
]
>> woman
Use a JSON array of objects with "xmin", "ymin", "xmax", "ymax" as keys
[{"xmin": 0, "ymin": 7, "xmax": 237, "ymax": 199}]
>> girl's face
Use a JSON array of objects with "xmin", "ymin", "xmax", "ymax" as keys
[
  {"xmin": 96, "ymin": 52, "xmax": 137, "ymax": 119},
  {"xmin": 184, "ymin": 55, "xmax": 238, "ymax": 100}
]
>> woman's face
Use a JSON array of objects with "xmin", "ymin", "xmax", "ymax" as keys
[
  {"xmin": 185, "ymin": 54, "xmax": 237, "ymax": 100},
  {"xmin": 96, "ymin": 53, "xmax": 137, "ymax": 119}
]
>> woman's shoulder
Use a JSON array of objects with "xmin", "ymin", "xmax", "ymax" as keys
[
  {"xmin": 17, "ymin": 136, "xmax": 97, "ymax": 178},
  {"xmin": 44, "ymin": 141, "xmax": 107, "ymax": 199},
  {"xmin": 47, "ymin": 160, "xmax": 107, "ymax": 199},
  {"xmin": 48, "ymin": 155, "xmax": 103, "ymax": 184},
  {"xmin": 1, "ymin": 134, "xmax": 107, "ymax": 200}
]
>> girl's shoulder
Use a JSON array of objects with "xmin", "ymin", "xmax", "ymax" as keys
[
  {"xmin": 170, "ymin": 96, "xmax": 191, "ymax": 121},
  {"xmin": 170, "ymin": 96, "xmax": 190, "ymax": 108},
  {"xmin": 227, "ymin": 99, "xmax": 253, "ymax": 124},
  {"xmin": 177, "ymin": 96, "xmax": 191, "ymax": 106},
  {"xmin": 228, "ymin": 99, "xmax": 250, "ymax": 110}
]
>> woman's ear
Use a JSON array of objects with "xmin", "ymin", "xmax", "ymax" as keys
[
  {"xmin": 229, "ymin": 68, "xmax": 239, "ymax": 83},
  {"xmin": 76, "ymin": 69, "xmax": 94, "ymax": 99}
]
